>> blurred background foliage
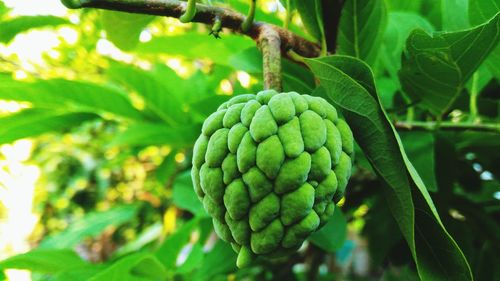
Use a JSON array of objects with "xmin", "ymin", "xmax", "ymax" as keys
[{"xmin": 0, "ymin": 0, "xmax": 499, "ymax": 281}]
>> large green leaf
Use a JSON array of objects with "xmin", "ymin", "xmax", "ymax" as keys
[
  {"xmin": 306, "ymin": 55, "xmax": 472, "ymax": 281},
  {"xmin": 107, "ymin": 64, "xmax": 185, "ymax": 125},
  {"xmin": 89, "ymin": 253, "xmax": 167, "ymax": 281},
  {"xmin": 0, "ymin": 2, "xmax": 8, "ymax": 18},
  {"xmin": 381, "ymin": 12, "xmax": 434, "ymax": 82},
  {"xmin": 0, "ymin": 79, "xmax": 143, "ymax": 120},
  {"xmin": 337, "ymin": 0, "xmax": 387, "ymax": 65},
  {"xmin": 101, "ymin": 10, "xmax": 154, "ymax": 51},
  {"xmin": 294, "ymin": 0, "xmax": 324, "ymax": 42},
  {"xmin": 0, "ymin": 16, "xmax": 69, "ymax": 44},
  {"xmin": 192, "ymin": 241, "xmax": 236, "ymax": 281},
  {"xmin": 113, "ymin": 223, "xmax": 163, "ymax": 258},
  {"xmin": 40, "ymin": 204, "xmax": 139, "ymax": 249},
  {"xmin": 175, "ymin": 243, "xmax": 204, "ymax": 274},
  {"xmin": 172, "ymin": 171, "xmax": 206, "ymax": 216},
  {"xmin": 111, "ymin": 123, "xmax": 199, "ymax": 147},
  {"xmin": 469, "ymin": 0, "xmax": 500, "ymax": 78},
  {"xmin": 308, "ymin": 205, "xmax": 347, "ymax": 252},
  {"xmin": 0, "ymin": 249, "xmax": 87, "ymax": 273},
  {"xmin": 400, "ymin": 131, "xmax": 438, "ymax": 192},
  {"xmin": 155, "ymin": 151, "xmax": 178, "ymax": 184},
  {"xmin": 0, "ymin": 109, "xmax": 98, "ymax": 145},
  {"xmin": 54, "ymin": 266, "xmax": 106, "ymax": 281},
  {"xmin": 385, "ymin": 0, "xmax": 421, "ymax": 12},
  {"xmin": 155, "ymin": 218, "xmax": 200, "ymax": 269},
  {"xmin": 399, "ymin": 13, "xmax": 500, "ymax": 115},
  {"xmin": 469, "ymin": 0, "xmax": 500, "ymax": 25},
  {"xmin": 441, "ymin": 0, "xmax": 469, "ymax": 30}
]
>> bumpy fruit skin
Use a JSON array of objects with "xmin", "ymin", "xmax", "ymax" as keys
[{"xmin": 192, "ymin": 90, "xmax": 353, "ymax": 267}]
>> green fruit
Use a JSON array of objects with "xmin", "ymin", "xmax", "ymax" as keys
[{"xmin": 192, "ymin": 90, "xmax": 354, "ymax": 267}]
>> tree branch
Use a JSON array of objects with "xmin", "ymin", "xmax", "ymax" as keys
[
  {"xmin": 395, "ymin": 121, "xmax": 500, "ymax": 133},
  {"xmin": 62, "ymin": 0, "xmax": 321, "ymax": 58}
]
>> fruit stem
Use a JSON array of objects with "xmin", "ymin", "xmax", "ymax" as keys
[{"xmin": 259, "ymin": 26, "xmax": 282, "ymax": 92}]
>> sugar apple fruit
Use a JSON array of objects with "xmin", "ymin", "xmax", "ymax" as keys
[{"xmin": 191, "ymin": 90, "xmax": 353, "ymax": 267}]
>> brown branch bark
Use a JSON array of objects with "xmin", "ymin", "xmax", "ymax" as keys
[{"xmin": 64, "ymin": 0, "xmax": 321, "ymax": 58}]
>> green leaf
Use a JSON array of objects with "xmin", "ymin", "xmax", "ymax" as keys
[
  {"xmin": 192, "ymin": 241, "xmax": 236, "ymax": 281},
  {"xmin": 0, "ymin": 109, "xmax": 98, "ymax": 145},
  {"xmin": 189, "ymin": 95, "xmax": 231, "ymax": 120},
  {"xmin": 441, "ymin": 0, "xmax": 470, "ymax": 30},
  {"xmin": 0, "ymin": 249, "xmax": 87, "ymax": 273},
  {"xmin": 306, "ymin": 55, "xmax": 472, "ymax": 281},
  {"xmin": 111, "ymin": 123, "xmax": 199, "ymax": 147},
  {"xmin": 279, "ymin": 0, "xmax": 296, "ymax": 11},
  {"xmin": 337, "ymin": 0, "xmax": 388, "ymax": 65},
  {"xmin": 155, "ymin": 218, "xmax": 200, "ymax": 269},
  {"xmin": 469, "ymin": 0, "xmax": 500, "ymax": 78},
  {"xmin": 421, "ymin": 0, "xmax": 443, "ymax": 29},
  {"xmin": 469, "ymin": 0, "xmax": 499, "ymax": 26},
  {"xmin": 0, "ymin": 2, "xmax": 8, "ymax": 19},
  {"xmin": 89, "ymin": 253, "xmax": 167, "ymax": 281},
  {"xmin": 107, "ymin": 64, "xmax": 185, "ymax": 125},
  {"xmin": 485, "ymin": 46, "xmax": 500, "ymax": 79},
  {"xmin": 294, "ymin": 0, "xmax": 324, "ymax": 42},
  {"xmin": 399, "ymin": 13, "xmax": 500, "ymax": 115},
  {"xmin": 136, "ymin": 33, "xmax": 254, "ymax": 65},
  {"xmin": 363, "ymin": 195, "xmax": 403, "ymax": 267},
  {"xmin": 385, "ymin": 0, "xmax": 421, "ymax": 12},
  {"xmin": 0, "ymin": 79, "xmax": 144, "ymax": 120},
  {"xmin": 113, "ymin": 223, "xmax": 163, "ymax": 257},
  {"xmin": 175, "ymin": 243, "xmax": 204, "ymax": 274},
  {"xmin": 376, "ymin": 77, "xmax": 399, "ymax": 109},
  {"xmin": 40, "ymin": 204, "xmax": 140, "ymax": 249},
  {"xmin": 0, "ymin": 16, "xmax": 69, "ymax": 44},
  {"xmin": 309, "ymin": 205, "xmax": 347, "ymax": 252},
  {"xmin": 381, "ymin": 12, "xmax": 434, "ymax": 82},
  {"xmin": 54, "ymin": 266, "xmax": 106, "ymax": 281},
  {"xmin": 155, "ymin": 151, "xmax": 178, "ymax": 184},
  {"xmin": 400, "ymin": 131, "xmax": 438, "ymax": 192},
  {"xmin": 172, "ymin": 171, "xmax": 207, "ymax": 216},
  {"xmin": 382, "ymin": 265, "xmax": 420, "ymax": 281},
  {"xmin": 101, "ymin": 11, "xmax": 154, "ymax": 51}
]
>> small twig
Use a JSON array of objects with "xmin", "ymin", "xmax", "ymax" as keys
[
  {"xmin": 179, "ymin": 0, "xmax": 196, "ymax": 22},
  {"xmin": 241, "ymin": 0, "xmax": 256, "ymax": 32},
  {"xmin": 395, "ymin": 120, "xmax": 500, "ymax": 133},
  {"xmin": 469, "ymin": 72, "xmax": 480, "ymax": 123}
]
